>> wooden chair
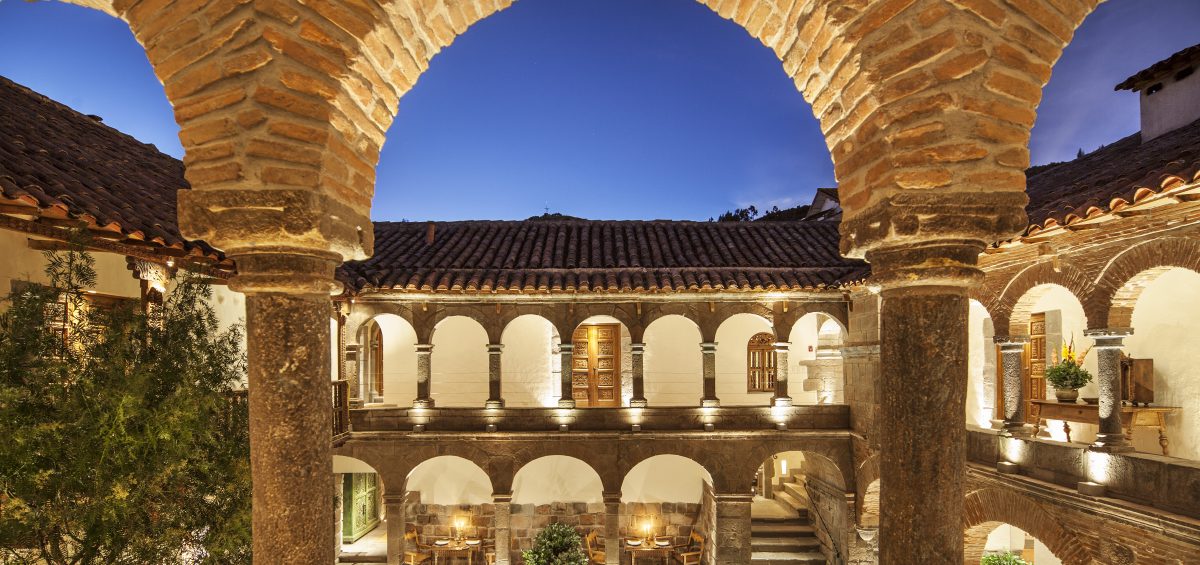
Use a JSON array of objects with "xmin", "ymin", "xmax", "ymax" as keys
[
  {"xmin": 671, "ymin": 531, "xmax": 704, "ymax": 565},
  {"xmin": 584, "ymin": 530, "xmax": 606, "ymax": 564},
  {"xmin": 403, "ymin": 525, "xmax": 431, "ymax": 565}
]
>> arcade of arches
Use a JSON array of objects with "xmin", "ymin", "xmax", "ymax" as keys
[{"xmin": 30, "ymin": 0, "xmax": 1200, "ymax": 563}]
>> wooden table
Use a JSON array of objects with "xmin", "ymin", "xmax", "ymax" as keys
[
  {"xmin": 622, "ymin": 541, "xmax": 673, "ymax": 564},
  {"xmin": 430, "ymin": 541, "xmax": 482, "ymax": 564},
  {"xmin": 1031, "ymin": 400, "xmax": 1179, "ymax": 455}
]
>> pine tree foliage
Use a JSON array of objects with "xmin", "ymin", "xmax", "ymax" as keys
[
  {"xmin": 0, "ymin": 239, "xmax": 251, "ymax": 564},
  {"xmin": 521, "ymin": 522, "xmax": 587, "ymax": 565}
]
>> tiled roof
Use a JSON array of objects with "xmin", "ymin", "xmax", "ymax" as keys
[
  {"xmin": 1023, "ymin": 117, "xmax": 1200, "ymax": 234},
  {"xmin": 338, "ymin": 220, "xmax": 868, "ymax": 293},
  {"xmin": 0, "ymin": 75, "xmax": 221, "ymax": 261},
  {"xmin": 1115, "ymin": 43, "xmax": 1200, "ymax": 91}
]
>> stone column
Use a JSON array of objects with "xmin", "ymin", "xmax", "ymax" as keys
[
  {"xmin": 869, "ymin": 242, "xmax": 986, "ymax": 565},
  {"xmin": 234, "ymin": 253, "xmax": 339, "ymax": 564},
  {"xmin": 344, "ymin": 343, "xmax": 361, "ymax": 402},
  {"xmin": 630, "ymin": 343, "xmax": 648, "ymax": 407},
  {"xmin": 1086, "ymin": 329, "xmax": 1134, "ymax": 451},
  {"xmin": 558, "ymin": 343, "xmax": 576, "ymax": 408},
  {"xmin": 713, "ymin": 493, "xmax": 752, "ymax": 564},
  {"xmin": 384, "ymin": 494, "xmax": 405, "ymax": 565},
  {"xmin": 486, "ymin": 344, "xmax": 505, "ymax": 408},
  {"xmin": 603, "ymin": 492, "xmax": 621, "ymax": 565},
  {"xmin": 414, "ymin": 343, "xmax": 434, "ymax": 408},
  {"xmin": 700, "ymin": 342, "xmax": 720, "ymax": 407},
  {"xmin": 762, "ymin": 460, "xmax": 775, "ymax": 498},
  {"xmin": 772, "ymin": 341, "xmax": 792, "ymax": 406},
  {"xmin": 333, "ymin": 473, "xmax": 344, "ymax": 562},
  {"xmin": 493, "ymin": 493, "xmax": 512, "ymax": 565},
  {"xmin": 996, "ymin": 337, "xmax": 1030, "ymax": 435}
]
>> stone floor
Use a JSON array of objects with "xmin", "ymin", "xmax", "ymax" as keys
[{"xmin": 339, "ymin": 523, "xmax": 387, "ymax": 563}]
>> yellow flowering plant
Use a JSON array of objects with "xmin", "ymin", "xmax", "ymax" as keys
[{"xmin": 1046, "ymin": 339, "xmax": 1093, "ymax": 390}]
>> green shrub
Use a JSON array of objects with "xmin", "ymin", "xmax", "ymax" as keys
[
  {"xmin": 1045, "ymin": 358, "xmax": 1092, "ymax": 390},
  {"xmin": 981, "ymin": 552, "xmax": 1029, "ymax": 565},
  {"xmin": 521, "ymin": 522, "xmax": 587, "ymax": 565}
]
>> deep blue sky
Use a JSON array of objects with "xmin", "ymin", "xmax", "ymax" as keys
[{"xmin": 1, "ymin": 0, "xmax": 1198, "ymax": 221}]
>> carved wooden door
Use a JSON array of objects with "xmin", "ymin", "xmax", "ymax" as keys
[
  {"xmin": 1025, "ymin": 313, "xmax": 1046, "ymax": 425},
  {"xmin": 571, "ymin": 324, "xmax": 621, "ymax": 407}
]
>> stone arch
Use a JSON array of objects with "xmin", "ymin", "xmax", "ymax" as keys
[
  {"xmin": 620, "ymin": 454, "xmax": 712, "ymax": 503},
  {"xmin": 997, "ymin": 259, "xmax": 1093, "ymax": 336},
  {"xmin": 357, "ymin": 312, "xmax": 418, "ymax": 404},
  {"xmin": 512, "ymin": 455, "xmax": 607, "ymax": 504},
  {"xmin": 963, "ymin": 488, "xmax": 1094, "ymax": 565},
  {"xmin": 404, "ymin": 455, "xmax": 494, "ymax": 505},
  {"xmin": 1090, "ymin": 237, "xmax": 1200, "ymax": 329},
  {"xmin": 854, "ymin": 454, "xmax": 880, "ymax": 528}
]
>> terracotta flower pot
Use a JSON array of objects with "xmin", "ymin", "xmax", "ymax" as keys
[{"xmin": 1054, "ymin": 388, "xmax": 1079, "ymax": 402}]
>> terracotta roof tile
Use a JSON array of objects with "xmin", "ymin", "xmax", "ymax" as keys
[
  {"xmin": 338, "ymin": 220, "xmax": 868, "ymax": 293},
  {"xmin": 0, "ymin": 75, "xmax": 219, "ymax": 259},
  {"xmin": 1115, "ymin": 43, "xmax": 1200, "ymax": 91}
]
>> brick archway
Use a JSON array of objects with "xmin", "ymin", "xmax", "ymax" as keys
[
  {"xmin": 963, "ymin": 488, "xmax": 1094, "ymax": 565},
  {"xmin": 995, "ymin": 259, "xmax": 1093, "ymax": 336},
  {"xmin": 1089, "ymin": 237, "xmax": 1200, "ymax": 329}
]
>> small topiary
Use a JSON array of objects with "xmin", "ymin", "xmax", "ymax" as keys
[
  {"xmin": 522, "ymin": 522, "xmax": 588, "ymax": 565},
  {"xmin": 981, "ymin": 552, "xmax": 1029, "ymax": 565}
]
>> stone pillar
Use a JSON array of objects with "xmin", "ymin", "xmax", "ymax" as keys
[
  {"xmin": 603, "ymin": 492, "xmax": 621, "ymax": 565},
  {"xmin": 1086, "ymin": 329, "xmax": 1134, "ymax": 451},
  {"xmin": 996, "ymin": 337, "xmax": 1030, "ymax": 435},
  {"xmin": 384, "ymin": 494, "xmax": 405, "ymax": 565},
  {"xmin": 333, "ymin": 473, "xmax": 344, "ymax": 562},
  {"xmin": 869, "ymin": 242, "xmax": 986, "ymax": 565},
  {"xmin": 762, "ymin": 459, "xmax": 775, "ymax": 498},
  {"xmin": 700, "ymin": 342, "xmax": 719, "ymax": 407},
  {"xmin": 486, "ymin": 343, "xmax": 505, "ymax": 408},
  {"xmin": 493, "ymin": 493, "xmax": 512, "ymax": 565},
  {"xmin": 234, "ymin": 253, "xmax": 339, "ymax": 565},
  {"xmin": 772, "ymin": 341, "xmax": 792, "ymax": 406},
  {"xmin": 344, "ymin": 343, "xmax": 361, "ymax": 402},
  {"xmin": 558, "ymin": 343, "xmax": 576, "ymax": 408},
  {"xmin": 713, "ymin": 493, "xmax": 752, "ymax": 564},
  {"xmin": 414, "ymin": 343, "xmax": 434, "ymax": 408},
  {"xmin": 630, "ymin": 343, "xmax": 648, "ymax": 407}
]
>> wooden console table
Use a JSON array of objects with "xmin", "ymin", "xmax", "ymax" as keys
[{"xmin": 1031, "ymin": 399, "xmax": 1179, "ymax": 455}]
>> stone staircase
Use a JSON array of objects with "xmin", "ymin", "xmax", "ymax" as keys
[{"xmin": 751, "ymin": 474, "xmax": 825, "ymax": 564}]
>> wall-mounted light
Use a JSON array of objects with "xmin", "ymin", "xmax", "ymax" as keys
[
  {"xmin": 485, "ymin": 424, "xmax": 497, "ymax": 432},
  {"xmin": 559, "ymin": 424, "xmax": 569, "ymax": 432},
  {"xmin": 1076, "ymin": 481, "xmax": 1106, "ymax": 496},
  {"xmin": 703, "ymin": 423, "xmax": 714, "ymax": 432}
]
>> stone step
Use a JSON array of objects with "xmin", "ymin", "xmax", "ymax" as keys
[
  {"xmin": 750, "ymin": 550, "xmax": 826, "ymax": 564},
  {"xmin": 752, "ymin": 537, "xmax": 822, "ymax": 552},
  {"xmin": 750, "ymin": 523, "xmax": 816, "ymax": 537},
  {"xmin": 772, "ymin": 490, "xmax": 806, "ymax": 514},
  {"xmin": 780, "ymin": 481, "xmax": 808, "ymax": 502},
  {"xmin": 337, "ymin": 555, "xmax": 387, "ymax": 564}
]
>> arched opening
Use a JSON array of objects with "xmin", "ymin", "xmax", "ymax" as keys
[
  {"xmin": 752, "ymin": 450, "xmax": 849, "ymax": 564},
  {"xmin": 1123, "ymin": 267, "xmax": 1200, "ymax": 460},
  {"xmin": 965, "ymin": 523, "xmax": 1066, "ymax": 565},
  {"xmin": 570, "ymin": 315, "xmax": 633, "ymax": 407},
  {"xmin": 642, "ymin": 314, "xmax": 704, "ymax": 406},
  {"xmin": 500, "ymin": 314, "xmax": 561, "ymax": 407},
  {"xmin": 788, "ymin": 312, "xmax": 847, "ymax": 405},
  {"xmin": 621, "ymin": 455, "xmax": 713, "ymax": 553},
  {"xmin": 430, "ymin": 316, "xmax": 490, "ymax": 407},
  {"xmin": 966, "ymin": 299, "xmax": 998, "ymax": 429},
  {"xmin": 715, "ymin": 313, "xmax": 774, "ymax": 406},
  {"xmin": 333, "ymin": 455, "xmax": 387, "ymax": 560},
  {"xmin": 356, "ymin": 314, "xmax": 418, "ymax": 405},
  {"xmin": 403, "ymin": 456, "xmax": 495, "ymax": 554},
  {"xmin": 510, "ymin": 455, "xmax": 605, "ymax": 556},
  {"xmin": 1008, "ymin": 284, "xmax": 1091, "ymax": 443}
]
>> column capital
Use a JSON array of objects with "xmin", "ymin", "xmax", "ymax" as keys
[
  {"xmin": 602, "ymin": 491, "xmax": 622, "ymax": 504},
  {"xmin": 415, "ymin": 343, "xmax": 434, "ymax": 353},
  {"xmin": 773, "ymin": 341, "xmax": 791, "ymax": 351},
  {"xmin": 382, "ymin": 493, "xmax": 406, "ymax": 505},
  {"xmin": 630, "ymin": 342, "xmax": 646, "ymax": 353},
  {"xmin": 1085, "ymin": 328, "xmax": 1133, "ymax": 346},
  {"xmin": 487, "ymin": 343, "xmax": 504, "ymax": 353},
  {"xmin": 865, "ymin": 240, "xmax": 986, "ymax": 290},
  {"xmin": 558, "ymin": 343, "xmax": 575, "ymax": 353},
  {"xmin": 492, "ymin": 492, "xmax": 514, "ymax": 504},
  {"xmin": 700, "ymin": 342, "xmax": 718, "ymax": 352},
  {"xmin": 227, "ymin": 251, "xmax": 342, "ymax": 295},
  {"xmin": 712, "ymin": 492, "xmax": 755, "ymax": 503},
  {"xmin": 993, "ymin": 336, "xmax": 1030, "ymax": 349}
]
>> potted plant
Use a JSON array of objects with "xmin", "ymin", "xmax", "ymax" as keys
[
  {"xmin": 1045, "ymin": 340, "xmax": 1093, "ymax": 402},
  {"xmin": 981, "ymin": 552, "xmax": 1029, "ymax": 565},
  {"xmin": 522, "ymin": 522, "xmax": 588, "ymax": 565}
]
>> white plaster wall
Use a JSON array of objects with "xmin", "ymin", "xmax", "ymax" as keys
[
  {"xmin": 372, "ymin": 314, "xmax": 418, "ymax": 406},
  {"xmin": 770, "ymin": 451, "xmax": 807, "ymax": 481},
  {"xmin": 1021, "ymin": 285, "xmax": 1094, "ymax": 443},
  {"xmin": 983, "ymin": 525, "xmax": 1063, "ymax": 565},
  {"xmin": 1140, "ymin": 63, "xmax": 1200, "ymax": 141},
  {"xmin": 209, "ymin": 284, "xmax": 246, "ymax": 356},
  {"xmin": 621, "ymin": 455, "xmax": 710, "ymax": 503},
  {"xmin": 787, "ymin": 314, "xmax": 820, "ymax": 405},
  {"xmin": 0, "ymin": 231, "xmax": 141, "ymax": 299},
  {"xmin": 966, "ymin": 300, "xmax": 997, "ymax": 428},
  {"xmin": 643, "ymin": 315, "xmax": 703, "ymax": 406},
  {"xmin": 512, "ymin": 456, "xmax": 603, "ymax": 504},
  {"xmin": 501, "ymin": 315, "xmax": 558, "ymax": 407},
  {"xmin": 406, "ymin": 456, "xmax": 493, "ymax": 505},
  {"xmin": 715, "ymin": 313, "xmax": 774, "ymax": 406},
  {"xmin": 1125, "ymin": 268, "xmax": 1200, "ymax": 460},
  {"xmin": 431, "ymin": 316, "xmax": 488, "ymax": 407}
]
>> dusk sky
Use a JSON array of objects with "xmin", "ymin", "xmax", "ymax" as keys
[{"xmin": 1, "ymin": 0, "xmax": 1198, "ymax": 221}]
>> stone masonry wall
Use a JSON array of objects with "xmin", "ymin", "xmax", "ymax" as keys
[{"xmin": 508, "ymin": 502, "xmax": 604, "ymax": 563}]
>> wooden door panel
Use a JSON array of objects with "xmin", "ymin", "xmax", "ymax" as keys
[{"xmin": 571, "ymin": 324, "xmax": 621, "ymax": 407}]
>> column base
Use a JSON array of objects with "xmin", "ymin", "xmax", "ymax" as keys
[
  {"xmin": 484, "ymin": 399, "xmax": 505, "ymax": 409},
  {"xmin": 629, "ymin": 398, "xmax": 648, "ymax": 408},
  {"xmin": 700, "ymin": 398, "xmax": 720, "ymax": 408},
  {"xmin": 558, "ymin": 398, "xmax": 577, "ymax": 408},
  {"xmin": 412, "ymin": 398, "xmax": 435, "ymax": 409},
  {"xmin": 1091, "ymin": 434, "xmax": 1134, "ymax": 452},
  {"xmin": 999, "ymin": 422, "xmax": 1033, "ymax": 437},
  {"xmin": 771, "ymin": 396, "xmax": 793, "ymax": 407}
]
